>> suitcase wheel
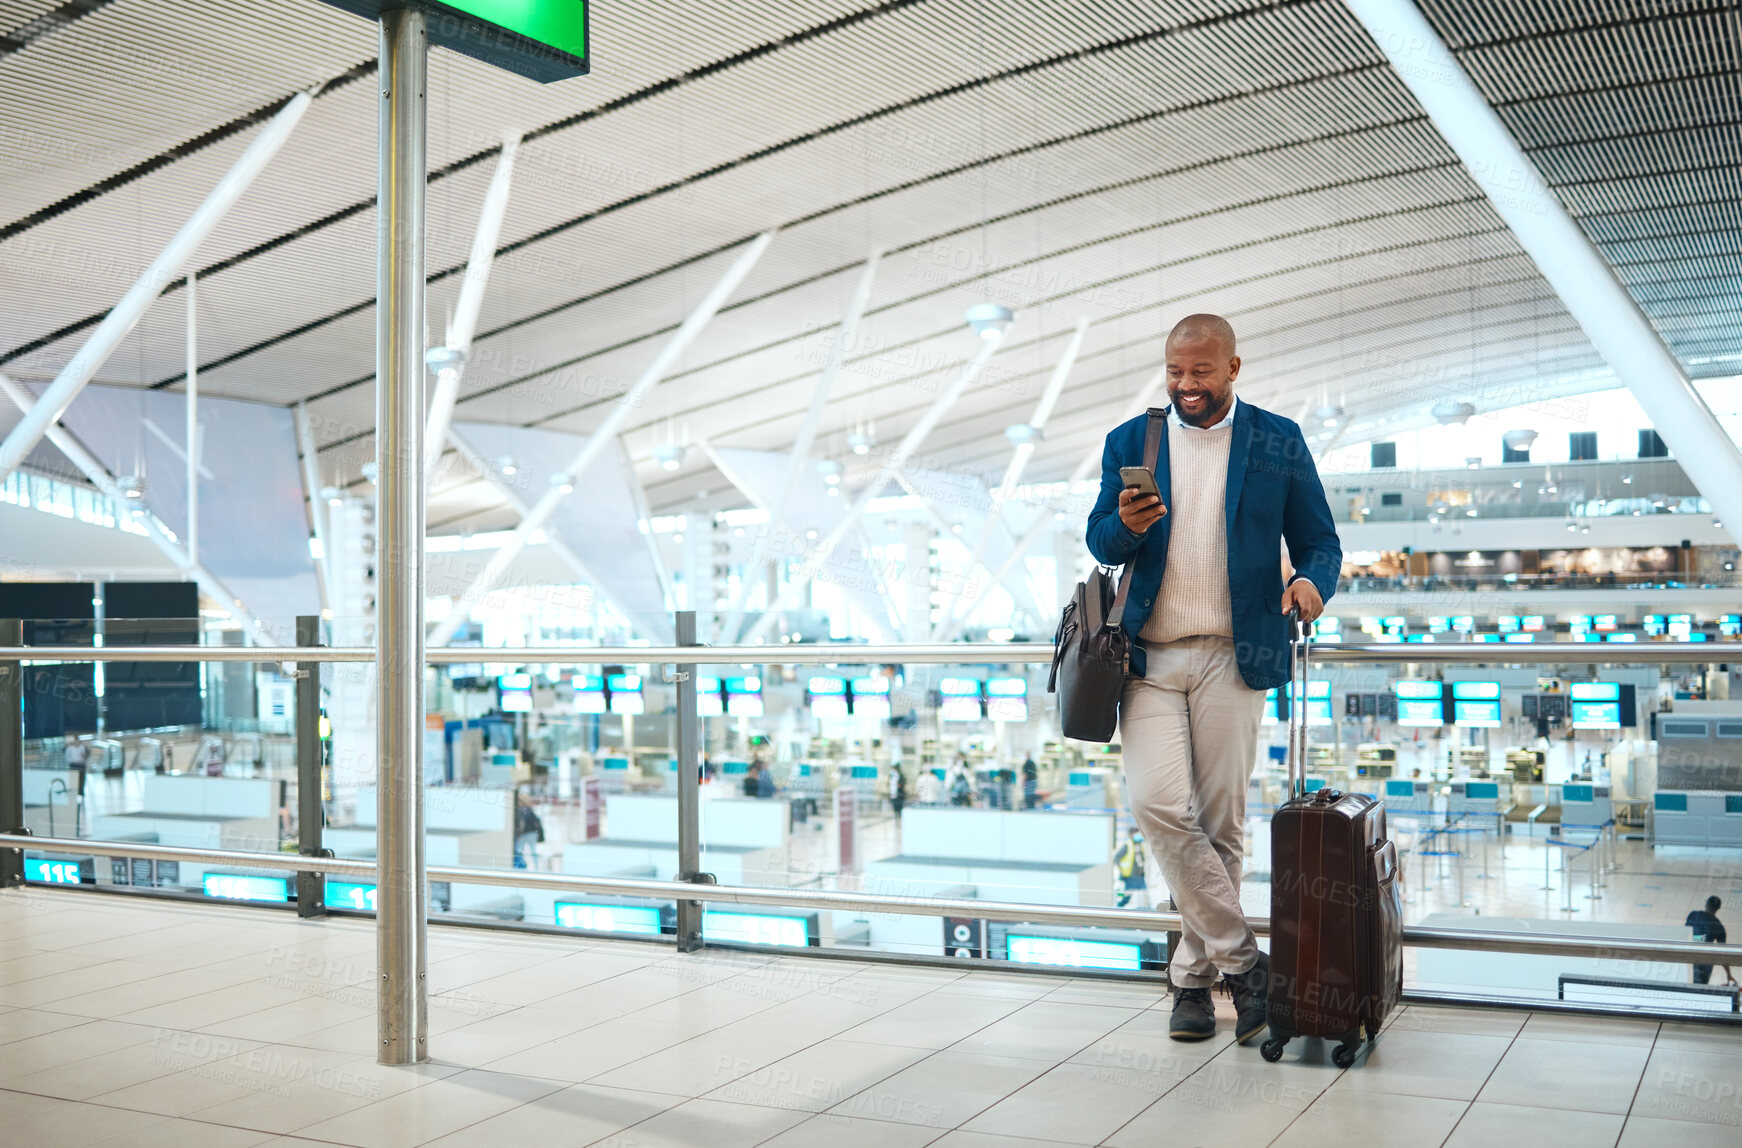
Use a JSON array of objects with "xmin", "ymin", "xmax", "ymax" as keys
[
  {"xmin": 1259, "ymin": 1038, "xmax": 1286, "ymax": 1063},
  {"xmin": 1332, "ymin": 1042, "xmax": 1359, "ymax": 1069}
]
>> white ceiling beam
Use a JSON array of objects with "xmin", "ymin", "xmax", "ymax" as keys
[
  {"xmin": 718, "ymin": 249, "xmax": 881, "ymax": 644},
  {"xmin": 425, "ymin": 132, "xmax": 521, "ymax": 490},
  {"xmin": 429, "ymin": 229, "xmax": 776, "ymax": 646},
  {"xmin": 741, "ymin": 331, "xmax": 1006, "ymax": 646},
  {"xmin": 953, "ymin": 367, "xmax": 1168, "ymax": 635},
  {"xmin": 1345, "ymin": 0, "xmax": 1742, "ymax": 544},
  {"xmin": 294, "ymin": 400, "xmax": 334, "ymax": 616},
  {"xmin": 0, "ymin": 90, "xmax": 312, "ymax": 486},
  {"xmin": 934, "ymin": 316, "xmax": 1089, "ymax": 640}
]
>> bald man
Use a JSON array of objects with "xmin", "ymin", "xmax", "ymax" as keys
[{"xmin": 1086, "ymin": 314, "xmax": 1341, "ymax": 1044}]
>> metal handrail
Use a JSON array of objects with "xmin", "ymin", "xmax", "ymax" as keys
[
  {"xmin": 5, "ymin": 832, "xmax": 1739, "ymax": 967},
  {"xmin": 0, "ymin": 639, "xmax": 1736, "ymax": 664}
]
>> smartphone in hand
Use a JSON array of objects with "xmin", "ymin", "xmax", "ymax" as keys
[{"xmin": 1119, "ymin": 466, "xmax": 1161, "ymax": 499}]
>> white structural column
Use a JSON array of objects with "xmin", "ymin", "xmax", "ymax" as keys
[
  {"xmin": 742, "ymin": 333, "xmax": 1006, "ymax": 646},
  {"xmin": 293, "ymin": 401, "xmax": 334, "ymax": 615},
  {"xmin": 0, "ymin": 371, "xmax": 269, "ymax": 641},
  {"xmin": 424, "ymin": 132, "xmax": 521, "ymax": 488},
  {"xmin": 0, "ymin": 91, "xmax": 312, "ymax": 486},
  {"xmin": 954, "ymin": 366, "xmax": 1167, "ymax": 634},
  {"xmin": 719, "ymin": 250, "xmax": 881, "ymax": 643},
  {"xmin": 933, "ymin": 316, "xmax": 1089, "ymax": 640},
  {"xmin": 429, "ymin": 229, "xmax": 776, "ymax": 647},
  {"xmin": 1345, "ymin": 0, "xmax": 1742, "ymax": 544},
  {"xmin": 185, "ymin": 273, "xmax": 198, "ymax": 568}
]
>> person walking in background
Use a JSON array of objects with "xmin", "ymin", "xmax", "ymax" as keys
[
  {"xmin": 513, "ymin": 789, "xmax": 544, "ymax": 870},
  {"xmin": 1087, "ymin": 313, "xmax": 1341, "ymax": 1044},
  {"xmin": 948, "ymin": 756, "xmax": 974, "ymax": 807},
  {"xmin": 1022, "ymin": 755, "xmax": 1040, "ymax": 809},
  {"xmin": 917, "ymin": 767, "xmax": 942, "ymax": 806},
  {"xmin": 889, "ymin": 765, "xmax": 908, "ymax": 820},
  {"xmin": 1687, "ymin": 896, "xmax": 1729, "ymax": 984}
]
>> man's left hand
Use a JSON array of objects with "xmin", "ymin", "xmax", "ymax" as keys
[{"xmin": 1281, "ymin": 578, "xmax": 1323, "ymax": 623}]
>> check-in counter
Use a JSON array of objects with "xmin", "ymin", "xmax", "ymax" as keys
[
  {"xmin": 1379, "ymin": 779, "xmax": 1435, "ymax": 815},
  {"xmin": 91, "ymin": 775, "xmax": 282, "ymax": 855},
  {"xmin": 1653, "ymin": 791, "xmax": 1742, "ymax": 847},
  {"xmin": 1064, "ymin": 767, "xmax": 1115, "ymax": 810},
  {"xmin": 521, "ymin": 793, "xmax": 792, "ymax": 926}
]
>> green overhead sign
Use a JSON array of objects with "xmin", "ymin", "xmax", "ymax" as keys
[{"xmin": 321, "ymin": 0, "xmax": 588, "ymax": 83}]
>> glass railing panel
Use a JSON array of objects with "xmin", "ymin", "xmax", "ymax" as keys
[
  {"xmin": 678, "ymin": 656, "xmax": 1166, "ymax": 975},
  {"xmin": 13, "ymin": 632, "xmax": 304, "ymax": 907},
  {"xmin": 1296, "ymin": 648, "xmax": 1742, "ymax": 1016}
]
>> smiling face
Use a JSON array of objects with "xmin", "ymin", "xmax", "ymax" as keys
[{"xmin": 1165, "ymin": 323, "xmax": 1241, "ymax": 428}]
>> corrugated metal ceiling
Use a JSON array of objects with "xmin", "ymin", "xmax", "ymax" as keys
[{"xmin": 0, "ymin": 0, "xmax": 1733, "ymax": 533}]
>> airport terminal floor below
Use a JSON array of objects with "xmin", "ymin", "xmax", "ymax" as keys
[{"xmin": 2, "ymin": 891, "xmax": 1738, "ymax": 1147}]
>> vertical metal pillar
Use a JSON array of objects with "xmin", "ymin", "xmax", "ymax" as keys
[
  {"xmin": 673, "ymin": 611, "xmax": 708, "ymax": 951},
  {"xmin": 0, "ymin": 620, "xmax": 22, "ymax": 887},
  {"xmin": 376, "ymin": 4, "xmax": 428, "ymax": 1067},
  {"xmin": 185, "ymin": 271, "xmax": 199, "ymax": 568},
  {"xmin": 295, "ymin": 615, "xmax": 326, "ymax": 918}
]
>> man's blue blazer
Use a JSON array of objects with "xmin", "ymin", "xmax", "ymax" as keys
[{"xmin": 1084, "ymin": 401, "xmax": 1342, "ymax": 689}]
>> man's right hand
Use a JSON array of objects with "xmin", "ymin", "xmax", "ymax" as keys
[{"xmin": 1118, "ymin": 486, "xmax": 1167, "ymax": 534}]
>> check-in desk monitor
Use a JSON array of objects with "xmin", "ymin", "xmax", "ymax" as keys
[
  {"xmin": 1394, "ymin": 680, "xmax": 1446, "ymax": 727},
  {"xmin": 1451, "ymin": 682, "xmax": 1501, "ymax": 728}
]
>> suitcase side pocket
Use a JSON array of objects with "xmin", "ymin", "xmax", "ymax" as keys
[{"xmin": 1366, "ymin": 839, "xmax": 1404, "ymax": 1027}]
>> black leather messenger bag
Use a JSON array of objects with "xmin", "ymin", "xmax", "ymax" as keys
[{"xmin": 1047, "ymin": 410, "xmax": 1163, "ymax": 742}]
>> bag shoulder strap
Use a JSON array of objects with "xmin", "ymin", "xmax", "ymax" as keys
[{"xmin": 1107, "ymin": 409, "xmax": 1166, "ymax": 628}]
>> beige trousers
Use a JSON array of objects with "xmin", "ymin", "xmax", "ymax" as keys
[{"xmin": 1120, "ymin": 635, "xmax": 1265, "ymax": 988}]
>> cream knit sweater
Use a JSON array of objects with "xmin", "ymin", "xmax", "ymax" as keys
[{"xmin": 1139, "ymin": 418, "xmax": 1233, "ymax": 644}]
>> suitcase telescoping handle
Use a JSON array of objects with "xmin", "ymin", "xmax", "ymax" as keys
[{"xmin": 1286, "ymin": 606, "xmax": 1311, "ymax": 799}]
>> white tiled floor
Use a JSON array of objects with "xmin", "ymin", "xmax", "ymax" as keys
[{"xmin": 2, "ymin": 888, "xmax": 1738, "ymax": 1147}]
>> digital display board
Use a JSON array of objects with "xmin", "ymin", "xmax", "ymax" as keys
[
  {"xmin": 807, "ymin": 677, "xmax": 849, "ymax": 717},
  {"xmin": 326, "ymin": 880, "xmax": 378, "ymax": 911},
  {"xmin": 987, "ymin": 697, "xmax": 1029, "ymax": 722},
  {"xmin": 1498, "ymin": 615, "xmax": 1520, "ymax": 632},
  {"xmin": 1006, "ymin": 934, "xmax": 1145, "ymax": 972},
  {"xmin": 202, "ymin": 873, "xmax": 291, "ymax": 903},
  {"xmin": 1393, "ymin": 681, "xmax": 1445, "ymax": 727},
  {"xmin": 1522, "ymin": 615, "xmax": 1546, "ymax": 632},
  {"xmin": 1722, "ymin": 614, "xmax": 1741, "ymax": 637},
  {"xmin": 1570, "ymin": 682, "xmax": 1620, "ymax": 701},
  {"xmin": 25, "ymin": 857, "xmax": 90, "ymax": 884},
  {"xmin": 695, "ymin": 675, "xmax": 723, "ymax": 718},
  {"xmin": 1504, "ymin": 634, "xmax": 1535, "ymax": 643},
  {"xmin": 1571, "ymin": 702, "xmax": 1622, "ymax": 729},
  {"xmin": 555, "ymin": 901, "xmax": 664, "ymax": 936},
  {"xmin": 1593, "ymin": 614, "xmax": 1618, "ymax": 632},
  {"xmin": 1428, "ymin": 616, "xmax": 1449, "ymax": 633},
  {"xmin": 607, "ymin": 673, "xmax": 645, "ymax": 716},
  {"xmin": 1606, "ymin": 633, "xmax": 1637, "ymax": 643},
  {"xmin": 499, "ymin": 671, "xmax": 533, "ymax": 712},
  {"xmin": 1453, "ymin": 700, "xmax": 1502, "ymax": 727},
  {"xmin": 939, "ymin": 677, "xmax": 982, "ymax": 696},
  {"xmin": 702, "ymin": 910, "xmax": 815, "ymax": 947},
  {"xmin": 850, "ymin": 677, "xmax": 890, "ymax": 720},
  {"xmin": 1451, "ymin": 682, "xmax": 1500, "ymax": 699},
  {"xmin": 986, "ymin": 677, "xmax": 1028, "ymax": 696},
  {"xmin": 722, "ymin": 676, "xmax": 762, "ymax": 718},
  {"xmin": 939, "ymin": 697, "xmax": 982, "ymax": 722},
  {"xmin": 1643, "ymin": 615, "xmax": 1666, "ymax": 636}
]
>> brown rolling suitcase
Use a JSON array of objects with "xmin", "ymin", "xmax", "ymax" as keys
[{"xmin": 1261, "ymin": 614, "xmax": 1403, "ymax": 1067}]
